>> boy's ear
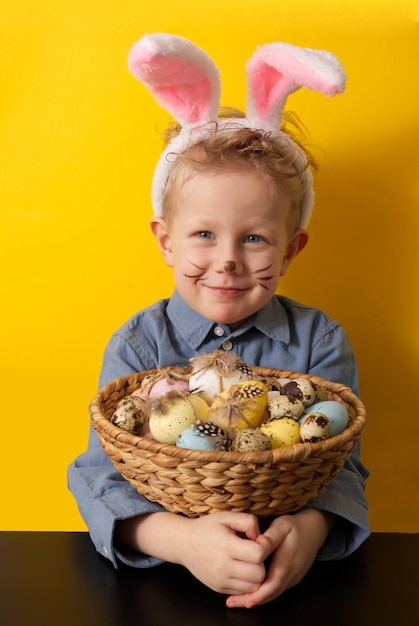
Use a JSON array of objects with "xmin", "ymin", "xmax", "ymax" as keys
[
  {"xmin": 150, "ymin": 217, "xmax": 174, "ymax": 267},
  {"xmin": 280, "ymin": 229, "xmax": 309, "ymax": 276}
]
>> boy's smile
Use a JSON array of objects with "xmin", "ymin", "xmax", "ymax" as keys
[{"xmin": 151, "ymin": 167, "xmax": 308, "ymax": 329}]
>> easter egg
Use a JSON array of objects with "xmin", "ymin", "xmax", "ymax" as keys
[
  {"xmin": 313, "ymin": 384, "xmax": 329, "ymax": 402},
  {"xmin": 177, "ymin": 421, "xmax": 231, "ymax": 451},
  {"xmin": 188, "ymin": 351, "xmax": 253, "ymax": 403},
  {"xmin": 304, "ymin": 401, "xmax": 349, "ymax": 437},
  {"xmin": 232, "ymin": 428, "xmax": 272, "ymax": 452},
  {"xmin": 149, "ymin": 391, "xmax": 209, "ymax": 444},
  {"xmin": 136, "ymin": 367, "xmax": 190, "ymax": 400},
  {"xmin": 208, "ymin": 380, "xmax": 268, "ymax": 433},
  {"xmin": 260, "ymin": 418, "xmax": 301, "ymax": 448},
  {"xmin": 187, "ymin": 394, "xmax": 209, "ymax": 420},
  {"xmin": 267, "ymin": 394, "xmax": 305, "ymax": 420},
  {"xmin": 280, "ymin": 377, "xmax": 317, "ymax": 407},
  {"xmin": 300, "ymin": 412, "xmax": 331, "ymax": 443},
  {"xmin": 177, "ymin": 427, "xmax": 217, "ymax": 451},
  {"xmin": 258, "ymin": 376, "xmax": 283, "ymax": 392},
  {"xmin": 111, "ymin": 395, "xmax": 147, "ymax": 435},
  {"xmin": 148, "ymin": 377, "xmax": 189, "ymax": 401}
]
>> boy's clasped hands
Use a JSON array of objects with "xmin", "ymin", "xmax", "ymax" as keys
[
  {"xmin": 123, "ymin": 507, "xmax": 333, "ymax": 607},
  {"xmin": 184, "ymin": 509, "xmax": 333, "ymax": 608}
]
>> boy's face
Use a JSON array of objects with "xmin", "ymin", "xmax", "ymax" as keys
[{"xmin": 151, "ymin": 167, "xmax": 308, "ymax": 329}]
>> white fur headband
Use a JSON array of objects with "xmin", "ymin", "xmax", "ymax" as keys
[{"xmin": 127, "ymin": 33, "xmax": 346, "ymax": 227}]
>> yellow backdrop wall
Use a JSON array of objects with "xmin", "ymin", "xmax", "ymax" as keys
[{"xmin": 1, "ymin": 0, "xmax": 418, "ymax": 531}]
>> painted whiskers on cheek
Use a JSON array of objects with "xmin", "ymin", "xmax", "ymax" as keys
[
  {"xmin": 254, "ymin": 264, "xmax": 274, "ymax": 290},
  {"xmin": 182, "ymin": 261, "xmax": 207, "ymax": 279}
]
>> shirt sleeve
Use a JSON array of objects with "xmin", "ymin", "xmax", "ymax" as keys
[
  {"xmin": 68, "ymin": 331, "xmax": 165, "ymax": 569},
  {"xmin": 68, "ymin": 428, "xmax": 165, "ymax": 568},
  {"xmin": 303, "ymin": 441, "xmax": 370, "ymax": 560},
  {"xmin": 308, "ymin": 317, "xmax": 360, "ymax": 395},
  {"xmin": 304, "ymin": 323, "xmax": 371, "ymax": 560}
]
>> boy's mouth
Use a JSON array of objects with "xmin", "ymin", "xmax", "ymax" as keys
[{"xmin": 205, "ymin": 285, "xmax": 248, "ymax": 297}]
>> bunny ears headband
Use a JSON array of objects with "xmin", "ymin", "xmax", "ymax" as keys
[{"xmin": 128, "ymin": 33, "xmax": 346, "ymax": 227}]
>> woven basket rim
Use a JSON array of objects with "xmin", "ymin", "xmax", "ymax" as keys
[{"xmin": 90, "ymin": 366, "xmax": 366, "ymax": 465}]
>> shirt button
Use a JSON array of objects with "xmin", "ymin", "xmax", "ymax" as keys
[
  {"xmin": 221, "ymin": 340, "xmax": 233, "ymax": 351},
  {"xmin": 214, "ymin": 326, "xmax": 225, "ymax": 337}
]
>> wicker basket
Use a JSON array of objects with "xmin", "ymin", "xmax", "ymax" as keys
[{"xmin": 90, "ymin": 366, "xmax": 366, "ymax": 518}]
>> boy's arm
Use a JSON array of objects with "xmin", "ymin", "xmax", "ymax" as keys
[
  {"xmin": 67, "ymin": 325, "xmax": 167, "ymax": 568},
  {"xmin": 302, "ymin": 441, "xmax": 370, "ymax": 560},
  {"xmin": 67, "ymin": 427, "xmax": 166, "ymax": 568}
]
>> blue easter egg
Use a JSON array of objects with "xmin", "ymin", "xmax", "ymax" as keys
[
  {"xmin": 176, "ymin": 426, "xmax": 221, "ymax": 451},
  {"xmin": 303, "ymin": 401, "xmax": 349, "ymax": 437}
]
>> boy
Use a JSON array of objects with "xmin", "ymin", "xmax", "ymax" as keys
[{"xmin": 68, "ymin": 34, "xmax": 369, "ymax": 609}]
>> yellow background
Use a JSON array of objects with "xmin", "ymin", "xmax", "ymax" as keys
[{"xmin": 1, "ymin": 1, "xmax": 418, "ymax": 532}]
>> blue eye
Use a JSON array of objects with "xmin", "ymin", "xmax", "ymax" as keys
[
  {"xmin": 245, "ymin": 234, "xmax": 262, "ymax": 243},
  {"xmin": 196, "ymin": 231, "xmax": 214, "ymax": 239}
]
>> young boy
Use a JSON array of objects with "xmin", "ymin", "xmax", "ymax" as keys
[{"xmin": 68, "ymin": 35, "xmax": 369, "ymax": 609}]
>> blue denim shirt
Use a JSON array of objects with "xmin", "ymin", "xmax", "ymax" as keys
[{"xmin": 68, "ymin": 291, "xmax": 370, "ymax": 568}]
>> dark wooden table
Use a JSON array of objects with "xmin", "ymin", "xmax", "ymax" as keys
[{"xmin": 1, "ymin": 531, "xmax": 418, "ymax": 625}]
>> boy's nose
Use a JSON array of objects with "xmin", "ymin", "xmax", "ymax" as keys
[
  {"xmin": 224, "ymin": 261, "xmax": 236, "ymax": 273},
  {"xmin": 215, "ymin": 259, "xmax": 242, "ymax": 274}
]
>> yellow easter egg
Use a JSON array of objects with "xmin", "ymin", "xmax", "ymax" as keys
[
  {"xmin": 207, "ymin": 380, "xmax": 268, "ymax": 433},
  {"xmin": 188, "ymin": 394, "xmax": 209, "ymax": 421},
  {"xmin": 149, "ymin": 391, "xmax": 207, "ymax": 444},
  {"xmin": 260, "ymin": 418, "xmax": 301, "ymax": 448}
]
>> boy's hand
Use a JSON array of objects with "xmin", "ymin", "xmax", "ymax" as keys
[
  {"xmin": 116, "ymin": 507, "xmax": 332, "ymax": 605},
  {"xmin": 180, "ymin": 512, "xmax": 268, "ymax": 595},
  {"xmin": 225, "ymin": 509, "xmax": 334, "ymax": 608}
]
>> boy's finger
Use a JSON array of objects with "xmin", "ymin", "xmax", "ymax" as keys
[{"xmin": 222, "ymin": 512, "xmax": 261, "ymax": 541}]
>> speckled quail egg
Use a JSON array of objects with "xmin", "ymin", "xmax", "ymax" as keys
[
  {"xmin": 267, "ymin": 394, "xmax": 305, "ymax": 421},
  {"xmin": 111, "ymin": 395, "xmax": 147, "ymax": 435},
  {"xmin": 280, "ymin": 377, "xmax": 317, "ymax": 407},
  {"xmin": 313, "ymin": 384, "xmax": 329, "ymax": 402},
  {"xmin": 231, "ymin": 428, "xmax": 272, "ymax": 452},
  {"xmin": 299, "ymin": 412, "xmax": 331, "ymax": 443},
  {"xmin": 258, "ymin": 376, "xmax": 283, "ymax": 392}
]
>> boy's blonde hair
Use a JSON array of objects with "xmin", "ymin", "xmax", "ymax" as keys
[{"xmin": 161, "ymin": 108, "xmax": 318, "ymax": 232}]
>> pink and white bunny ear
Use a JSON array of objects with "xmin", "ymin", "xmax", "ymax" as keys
[
  {"xmin": 127, "ymin": 33, "xmax": 221, "ymax": 129},
  {"xmin": 246, "ymin": 42, "xmax": 346, "ymax": 131}
]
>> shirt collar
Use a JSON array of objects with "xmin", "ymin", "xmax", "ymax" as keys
[
  {"xmin": 167, "ymin": 291, "xmax": 215, "ymax": 349},
  {"xmin": 250, "ymin": 296, "xmax": 291, "ymax": 343},
  {"xmin": 167, "ymin": 290, "xmax": 290, "ymax": 349}
]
